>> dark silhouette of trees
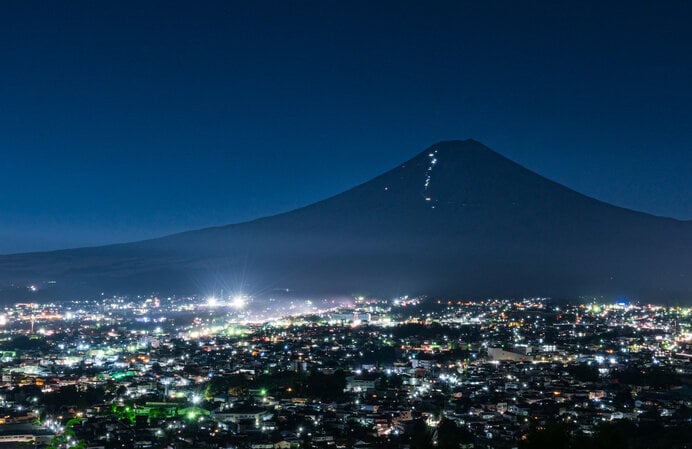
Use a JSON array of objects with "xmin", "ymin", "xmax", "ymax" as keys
[
  {"xmin": 436, "ymin": 419, "xmax": 473, "ymax": 449},
  {"xmin": 568, "ymin": 363, "xmax": 600, "ymax": 382},
  {"xmin": 520, "ymin": 420, "xmax": 691, "ymax": 449}
]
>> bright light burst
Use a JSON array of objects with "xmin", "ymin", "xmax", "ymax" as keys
[{"xmin": 231, "ymin": 295, "xmax": 245, "ymax": 309}]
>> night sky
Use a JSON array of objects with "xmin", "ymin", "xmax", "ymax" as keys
[{"xmin": 1, "ymin": 1, "xmax": 691, "ymax": 254}]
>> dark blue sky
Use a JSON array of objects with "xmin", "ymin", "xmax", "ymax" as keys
[{"xmin": 1, "ymin": 1, "xmax": 691, "ymax": 253}]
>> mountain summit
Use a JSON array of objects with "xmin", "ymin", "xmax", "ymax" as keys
[{"xmin": 1, "ymin": 140, "xmax": 691, "ymax": 301}]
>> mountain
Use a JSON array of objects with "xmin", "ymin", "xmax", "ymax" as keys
[{"xmin": 1, "ymin": 139, "xmax": 691, "ymax": 302}]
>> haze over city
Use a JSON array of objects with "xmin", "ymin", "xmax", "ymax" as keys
[{"xmin": 0, "ymin": 2, "xmax": 691, "ymax": 449}]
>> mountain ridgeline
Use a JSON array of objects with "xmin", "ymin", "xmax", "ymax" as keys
[{"xmin": 1, "ymin": 140, "xmax": 690, "ymax": 302}]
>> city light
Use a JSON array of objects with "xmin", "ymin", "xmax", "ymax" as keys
[{"xmin": 231, "ymin": 295, "xmax": 245, "ymax": 309}]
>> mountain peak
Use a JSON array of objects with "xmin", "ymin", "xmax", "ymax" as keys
[
  {"xmin": 423, "ymin": 138, "xmax": 492, "ymax": 155},
  {"xmin": 0, "ymin": 140, "xmax": 690, "ymax": 302},
  {"xmin": 410, "ymin": 139, "xmax": 511, "ymax": 173}
]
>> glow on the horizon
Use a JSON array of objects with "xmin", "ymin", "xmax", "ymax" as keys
[{"xmin": 231, "ymin": 295, "xmax": 245, "ymax": 309}]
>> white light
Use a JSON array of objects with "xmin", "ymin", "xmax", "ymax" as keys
[
  {"xmin": 206, "ymin": 296, "xmax": 219, "ymax": 307},
  {"xmin": 231, "ymin": 295, "xmax": 245, "ymax": 309}
]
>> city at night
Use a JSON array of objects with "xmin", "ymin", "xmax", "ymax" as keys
[{"xmin": 0, "ymin": 2, "xmax": 691, "ymax": 449}]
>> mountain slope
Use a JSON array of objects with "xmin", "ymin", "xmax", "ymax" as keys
[{"xmin": 1, "ymin": 139, "xmax": 690, "ymax": 301}]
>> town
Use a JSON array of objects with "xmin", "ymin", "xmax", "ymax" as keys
[{"xmin": 0, "ymin": 295, "xmax": 690, "ymax": 449}]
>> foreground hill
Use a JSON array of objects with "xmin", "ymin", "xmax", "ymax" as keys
[{"xmin": 1, "ymin": 140, "xmax": 690, "ymax": 302}]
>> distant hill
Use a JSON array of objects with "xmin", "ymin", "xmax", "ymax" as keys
[{"xmin": 1, "ymin": 139, "xmax": 690, "ymax": 302}]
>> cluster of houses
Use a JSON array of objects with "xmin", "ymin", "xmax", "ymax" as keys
[{"xmin": 0, "ymin": 298, "xmax": 688, "ymax": 448}]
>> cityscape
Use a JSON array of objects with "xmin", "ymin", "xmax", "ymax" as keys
[
  {"xmin": 0, "ymin": 294, "xmax": 689, "ymax": 448},
  {"xmin": 2, "ymin": 2, "xmax": 692, "ymax": 449}
]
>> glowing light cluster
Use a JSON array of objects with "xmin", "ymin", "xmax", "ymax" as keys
[
  {"xmin": 204, "ymin": 294, "xmax": 246, "ymax": 309},
  {"xmin": 231, "ymin": 295, "xmax": 245, "ymax": 309},
  {"xmin": 423, "ymin": 150, "xmax": 438, "ymax": 208}
]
